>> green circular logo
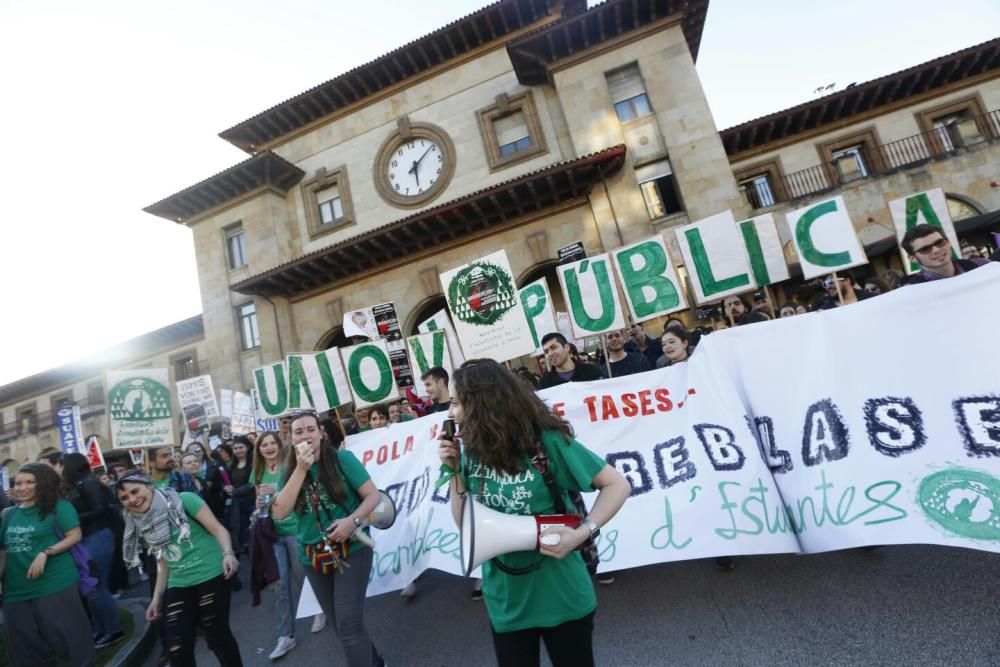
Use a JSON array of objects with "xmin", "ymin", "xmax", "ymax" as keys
[
  {"xmin": 108, "ymin": 378, "xmax": 172, "ymax": 421},
  {"xmin": 918, "ymin": 468, "xmax": 1000, "ymax": 541},
  {"xmin": 447, "ymin": 261, "xmax": 516, "ymax": 327}
]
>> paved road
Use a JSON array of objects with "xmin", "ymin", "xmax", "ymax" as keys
[{"xmin": 145, "ymin": 544, "xmax": 1000, "ymax": 666}]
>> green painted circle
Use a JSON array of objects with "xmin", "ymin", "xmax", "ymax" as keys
[
  {"xmin": 348, "ymin": 346, "xmax": 394, "ymax": 403},
  {"xmin": 917, "ymin": 468, "xmax": 1000, "ymax": 541}
]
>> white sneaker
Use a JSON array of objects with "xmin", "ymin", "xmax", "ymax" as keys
[
  {"xmin": 399, "ymin": 582, "xmax": 417, "ymax": 598},
  {"xmin": 268, "ymin": 636, "xmax": 297, "ymax": 660},
  {"xmin": 310, "ymin": 614, "xmax": 326, "ymax": 633}
]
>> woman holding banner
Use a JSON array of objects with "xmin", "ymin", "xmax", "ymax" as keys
[
  {"xmin": 270, "ymin": 410, "xmax": 386, "ymax": 667},
  {"xmin": 62, "ymin": 452, "xmax": 126, "ymax": 648},
  {"xmin": 116, "ymin": 470, "xmax": 243, "ymax": 666},
  {"xmin": 0, "ymin": 463, "xmax": 96, "ymax": 667},
  {"xmin": 438, "ymin": 360, "xmax": 630, "ymax": 667}
]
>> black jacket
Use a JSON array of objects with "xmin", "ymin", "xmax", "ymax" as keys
[
  {"xmin": 67, "ymin": 476, "xmax": 116, "ymax": 536},
  {"xmin": 906, "ymin": 258, "xmax": 988, "ymax": 285},
  {"xmin": 539, "ymin": 362, "xmax": 604, "ymax": 389}
]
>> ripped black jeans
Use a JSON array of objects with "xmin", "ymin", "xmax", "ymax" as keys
[{"xmin": 164, "ymin": 574, "xmax": 243, "ymax": 666}]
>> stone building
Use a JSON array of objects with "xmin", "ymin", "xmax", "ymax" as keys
[{"xmin": 0, "ymin": 316, "xmax": 205, "ymax": 470}]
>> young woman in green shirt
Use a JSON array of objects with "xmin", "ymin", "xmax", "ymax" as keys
[
  {"xmin": 0, "ymin": 463, "xmax": 96, "ymax": 667},
  {"xmin": 116, "ymin": 470, "xmax": 243, "ymax": 666},
  {"xmin": 438, "ymin": 360, "xmax": 630, "ymax": 667},
  {"xmin": 271, "ymin": 409, "xmax": 386, "ymax": 667}
]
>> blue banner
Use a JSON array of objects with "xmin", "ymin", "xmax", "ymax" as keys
[{"xmin": 55, "ymin": 405, "xmax": 84, "ymax": 454}]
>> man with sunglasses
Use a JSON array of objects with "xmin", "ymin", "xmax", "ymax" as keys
[
  {"xmin": 817, "ymin": 273, "xmax": 873, "ymax": 309},
  {"xmin": 902, "ymin": 224, "xmax": 989, "ymax": 285}
]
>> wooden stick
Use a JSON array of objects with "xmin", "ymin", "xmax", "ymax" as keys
[
  {"xmin": 763, "ymin": 285, "xmax": 778, "ymax": 318},
  {"xmin": 600, "ymin": 335, "xmax": 613, "ymax": 378},
  {"xmin": 833, "ymin": 271, "xmax": 845, "ymax": 305},
  {"xmin": 333, "ymin": 406, "xmax": 347, "ymax": 440}
]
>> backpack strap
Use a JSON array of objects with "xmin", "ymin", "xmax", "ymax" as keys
[{"xmin": 530, "ymin": 434, "xmax": 568, "ymax": 515}]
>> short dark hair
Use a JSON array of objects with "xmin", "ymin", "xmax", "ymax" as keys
[
  {"xmin": 540, "ymin": 332, "xmax": 568, "ymax": 347},
  {"xmin": 900, "ymin": 224, "xmax": 944, "ymax": 255},
  {"xmin": 662, "ymin": 327, "xmax": 691, "ymax": 346},
  {"xmin": 370, "ymin": 404, "xmax": 390, "ymax": 421},
  {"xmin": 38, "ymin": 451, "xmax": 62, "ymax": 466},
  {"xmin": 420, "ymin": 366, "xmax": 449, "ymax": 385}
]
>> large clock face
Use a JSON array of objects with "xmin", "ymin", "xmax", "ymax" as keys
[
  {"xmin": 386, "ymin": 138, "xmax": 444, "ymax": 199},
  {"xmin": 374, "ymin": 121, "xmax": 455, "ymax": 208}
]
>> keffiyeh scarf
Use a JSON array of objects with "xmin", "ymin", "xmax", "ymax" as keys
[{"xmin": 123, "ymin": 487, "xmax": 192, "ymax": 567}]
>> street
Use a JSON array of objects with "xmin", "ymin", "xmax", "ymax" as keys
[{"xmin": 152, "ymin": 544, "xmax": 1000, "ymax": 666}]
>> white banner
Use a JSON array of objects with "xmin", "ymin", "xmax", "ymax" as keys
[
  {"xmin": 737, "ymin": 213, "xmax": 790, "ymax": 286},
  {"xmin": 557, "ymin": 253, "xmax": 626, "ymax": 338},
  {"xmin": 519, "ymin": 278, "xmax": 559, "ymax": 355},
  {"xmin": 676, "ymin": 210, "xmax": 755, "ymax": 304},
  {"xmin": 345, "ymin": 265, "xmax": 1000, "ymax": 596},
  {"xmin": 440, "ymin": 250, "xmax": 535, "ymax": 362},
  {"xmin": 786, "ymin": 195, "xmax": 867, "ymax": 279},
  {"xmin": 106, "ymin": 368, "xmax": 174, "ymax": 449},
  {"xmin": 888, "ymin": 187, "xmax": 960, "ymax": 275}
]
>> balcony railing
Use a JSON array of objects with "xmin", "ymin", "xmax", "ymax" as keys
[{"xmin": 769, "ymin": 108, "xmax": 1000, "ymax": 205}]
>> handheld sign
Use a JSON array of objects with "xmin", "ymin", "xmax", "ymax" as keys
[
  {"xmin": 737, "ymin": 213, "xmax": 790, "ymax": 286},
  {"xmin": 785, "ymin": 195, "xmax": 867, "ymax": 279},
  {"xmin": 407, "ymin": 331, "xmax": 454, "ymax": 378},
  {"xmin": 252, "ymin": 361, "xmax": 288, "ymax": 418},
  {"xmin": 557, "ymin": 253, "xmax": 626, "ymax": 338},
  {"xmin": 341, "ymin": 340, "xmax": 400, "ymax": 408},
  {"xmin": 106, "ymin": 368, "xmax": 174, "ymax": 449},
  {"xmin": 611, "ymin": 234, "xmax": 687, "ymax": 322},
  {"xmin": 519, "ymin": 278, "xmax": 559, "ymax": 354},
  {"xmin": 888, "ymin": 188, "xmax": 959, "ymax": 275},
  {"xmin": 675, "ymin": 210, "xmax": 756, "ymax": 304},
  {"xmin": 557, "ymin": 241, "xmax": 587, "ymax": 265}
]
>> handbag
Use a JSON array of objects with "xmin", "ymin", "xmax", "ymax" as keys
[{"xmin": 304, "ymin": 478, "xmax": 350, "ymax": 575}]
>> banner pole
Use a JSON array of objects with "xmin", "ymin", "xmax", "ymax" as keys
[
  {"xmin": 763, "ymin": 285, "xmax": 777, "ymax": 318},
  {"xmin": 600, "ymin": 336, "xmax": 613, "ymax": 378},
  {"xmin": 833, "ymin": 271, "xmax": 845, "ymax": 305},
  {"xmin": 333, "ymin": 406, "xmax": 347, "ymax": 440}
]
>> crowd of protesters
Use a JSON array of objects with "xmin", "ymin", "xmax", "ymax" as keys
[{"xmin": 0, "ymin": 225, "xmax": 993, "ymax": 666}]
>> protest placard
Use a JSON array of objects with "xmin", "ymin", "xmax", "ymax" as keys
[
  {"xmin": 343, "ymin": 307, "xmax": 378, "ymax": 340},
  {"xmin": 219, "ymin": 388, "xmax": 233, "ymax": 439},
  {"xmin": 55, "ymin": 405, "xmax": 85, "ymax": 454},
  {"xmin": 440, "ymin": 250, "xmax": 535, "ymax": 362},
  {"xmin": 85, "ymin": 435, "xmax": 106, "ymax": 470},
  {"xmin": 557, "ymin": 253, "xmax": 626, "ymax": 338},
  {"xmin": 175, "ymin": 375, "xmax": 219, "ymax": 418},
  {"xmin": 737, "ymin": 213, "xmax": 790, "ymax": 286},
  {"xmin": 417, "ymin": 309, "xmax": 465, "ymax": 366},
  {"xmin": 519, "ymin": 278, "xmax": 559, "ymax": 354},
  {"xmin": 286, "ymin": 349, "xmax": 353, "ymax": 412},
  {"xmin": 557, "ymin": 240, "xmax": 587, "ymax": 264},
  {"xmin": 346, "ymin": 264, "xmax": 1000, "ymax": 596},
  {"xmin": 888, "ymin": 187, "xmax": 960, "ymax": 275},
  {"xmin": 230, "ymin": 391, "xmax": 255, "ymax": 435},
  {"xmin": 252, "ymin": 361, "xmax": 288, "ymax": 418},
  {"xmin": 250, "ymin": 389, "xmax": 279, "ymax": 432},
  {"xmin": 106, "ymin": 368, "xmax": 174, "ymax": 449},
  {"xmin": 611, "ymin": 235, "xmax": 687, "ymax": 322},
  {"xmin": 675, "ymin": 210, "xmax": 755, "ymax": 304},
  {"xmin": 341, "ymin": 340, "xmax": 400, "ymax": 408},
  {"xmin": 786, "ymin": 195, "xmax": 867, "ymax": 280},
  {"xmin": 406, "ymin": 331, "xmax": 453, "ymax": 378}
]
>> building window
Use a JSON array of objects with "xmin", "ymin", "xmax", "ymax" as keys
[
  {"xmin": 916, "ymin": 94, "xmax": 990, "ymax": 154},
  {"xmin": 831, "ymin": 145, "xmax": 868, "ymax": 182},
  {"xmin": 301, "ymin": 166, "xmax": 356, "ymax": 240},
  {"xmin": 226, "ymin": 225, "xmax": 247, "ymax": 270},
  {"xmin": 87, "ymin": 381, "xmax": 104, "ymax": 406},
  {"xmin": 932, "ymin": 112, "xmax": 979, "ymax": 152},
  {"xmin": 733, "ymin": 158, "xmax": 786, "ymax": 208},
  {"xmin": 739, "ymin": 174, "xmax": 776, "ymax": 209},
  {"xmin": 476, "ymin": 92, "xmax": 548, "ymax": 171},
  {"xmin": 606, "ymin": 64, "xmax": 652, "ymax": 123},
  {"xmin": 16, "ymin": 405, "xmax": 37, "ymax": 435},
  {"xmin": 172, "ymin": 353, "xmax": 198, "ymax": 381},
  {"xmin": 50, "ymin": 391, "xmax": 74, "ymax": 413},
  {"xmin": 237, "ymin": 302, "xmax": 260, "ymax": 350},
  {"xmin": 635, "ymin": 160, "xmax": 684, "ymax": 219}
]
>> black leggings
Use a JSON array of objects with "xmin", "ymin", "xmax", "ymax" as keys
[
  {"xmin": 164, "ymin": 574, "xmax": 243, "ymax": 666},
  {"xmin": 491, "ymin": 611, "xmax": 595, "ymax": 667}
]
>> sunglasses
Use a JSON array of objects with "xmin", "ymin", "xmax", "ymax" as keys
[
  {"xmin": 822, "ymin": 278, "xmax": 844, "ymax": 288},
  {"xmin": 286, "ymin": 409, "xmax": 318, "ymax": 421},
  {"xmin": 911, "ymin": 238, "xmax": 949, "ymax": 255}
]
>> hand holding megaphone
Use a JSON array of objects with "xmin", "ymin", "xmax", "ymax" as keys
[{"xmin": 537, "ymin": 524, "xmax": 589, "ymax": 560}]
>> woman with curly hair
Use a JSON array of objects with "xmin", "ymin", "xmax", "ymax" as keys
[
  {"xmin": 0, "ymin": 463, "xmax": 95, "ymax": 667},
  {"xmin": 438, "ymin": 360, "xmax": 630, "ymax": 667}
]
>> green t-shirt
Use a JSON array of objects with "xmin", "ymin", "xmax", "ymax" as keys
[
  {"xmin": 257, "ymin": 468, "xmax": 298, "ymax": 537},
  {"xmin": 152, "ymin": 475, "xmax": 171, "ymax": 489},
  {"xmin": 156, "ymin": 492, "xmax": 224, "ymax": 589},
  {"xmin": 295, "ymin": 450, "xmax": 371, "ymax": 566},
  {"xmin": 461, "ymin": 430, "xmax": 606, "ymax": 633},
  {"xmin": 0, "ymin": 500, "xmax": 81, "ymax": 603}
]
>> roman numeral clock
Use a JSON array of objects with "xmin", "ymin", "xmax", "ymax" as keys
[{"xmin": 374, "ymin": 117, "xmax": 456, "ymax": 208}]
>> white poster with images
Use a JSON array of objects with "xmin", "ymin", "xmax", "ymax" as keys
[{"xmin": 106, "ymin": 368, "xmax": 175, "ymax": 449}]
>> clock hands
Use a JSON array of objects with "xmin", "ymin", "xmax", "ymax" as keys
[{"xmin": 406, "ymin": 145, "xmax": 435, "ymax": 187}]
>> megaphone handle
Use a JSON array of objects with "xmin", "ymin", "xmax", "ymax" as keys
[{"xmin": 353, "ymin": 528, "xmax": 376, "ymax": 549}]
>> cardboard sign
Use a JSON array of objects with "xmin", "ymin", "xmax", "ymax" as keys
[
  {"xmin": 557, "ymin": 240, "xmax": 587, "ymax": 264},
  {"xmin": 557, "ymin": 253, "xmax": 627, "ymax": 337},
  {"xmin": 230, "ymin": 391, "xmax": 255, "ymax": 435},
  {"xmin": 611, "ymin": 235, "xmax": 687, "ymax": 322},
  {"xmin": 675, "ymin": 210, "xmax": 755, "ymax": 305},
  {"xmin": 519, "ymin": 278, "xmax": 560, "ymax": 354},
  {"xmin": 888, "ymin": 187, "xmax": 960, "ymax": 275},
  {"xmin": 417, "ymin": 309, "xmax": 465, "ymax": 366},
  {"xmin": 737, "ymin": 213, "xmax": 790, "ymax": 286},
  {"xmin": 440, "ymin": 250, "xmax": 535, "ymax": 362},
  {"xmin": 340, "ymin": 340, "xmax": 400, "ymax": 408},
  {"xmin": 252, "ymin": 361, "xmax": 288, "ymax": 418},
  {"xmin": 85, "ymin": 435, "xmax": 106, "ymax": 470},
  {"xmin": 406, "ymin": 331, "xmax": 453, "ymax": 378},
  {"xmin": 286, "ymin": 350, "xmax": 353, "ymax": 412},
  {"xmin": 785, "ymin": 195, "xmax": 867, "ymax": 280},
  {"xmin": 106, "ymin": 368, "xmax": 174, "ymax": 449}
]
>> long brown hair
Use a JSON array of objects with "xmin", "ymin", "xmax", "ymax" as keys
[
  {"xmin": 280, "ymin": 413, "xmax": 347, "ymax": 513},
  {"xmin": 252, "ymin": 431, "xmax": 283, "ymax": 485},
  {"xmin": 453, "ymin": 359, "xmax": 572, "ymax": 475},
  {"xmin": 17, "ymin": 463, "xmax": 62, "ymax": 519}
]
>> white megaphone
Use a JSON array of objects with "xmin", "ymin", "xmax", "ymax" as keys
[
  {"xmin": 351, "ymin": 490, "xmax": 397, "ymax": 549},
  {"xmin": 459, "ymin": 494, "xmax": 580, "ymax": 576}
]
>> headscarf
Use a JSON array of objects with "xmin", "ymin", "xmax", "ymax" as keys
[{"xmin": 119, "ymin": 473, "xmax": 192, "ymax": 568}]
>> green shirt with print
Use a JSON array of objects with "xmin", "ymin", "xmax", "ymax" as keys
[
  {"xmin": 295, "ymin": 450, "xmax": 371, "ymax": 567},
  {"xmin": 156, "ymin": 492, "xmax": 223, "ymax": 589},
  {"xmin": 461, "ymin": 429, "xmax": 606, "ymax": 633},
  {"xmin": 258, "ymin": 468, "xmax": 298, "ymax": 537},
  {"xmin": 0, "ymin": 499, "xmax": 81, "ymax": 603}
]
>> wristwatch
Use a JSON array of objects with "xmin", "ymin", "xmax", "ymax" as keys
[
  {"xmin": 352, "ymin": 516, "xmax": 362, "ymax": 528},
  {"xmin": 43, "ymin": 547, "xmax": 54, "ymax": 557},
  {"xmin": 580, "ymin": 518, "xmax": 599, "ymax": 538}
]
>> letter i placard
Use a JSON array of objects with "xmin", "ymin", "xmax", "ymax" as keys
[{"xmin": 556, "ymin": 253, "xmax": 626, "ymax": 338}]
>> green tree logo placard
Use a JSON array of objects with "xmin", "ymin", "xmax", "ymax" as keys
[
  {"xmin": 108, "ymin": 378, "xmax": 172, "ymax": 421},
  {"xmin": 447, "ymin": 260, "xmax": 516, "ymax": 327}
]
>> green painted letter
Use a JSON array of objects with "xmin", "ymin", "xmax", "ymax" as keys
[
  {"xmin": 684, "ymin": 228, "xmax": 751, "ymax": 297},
  {"xmin": 795, "ymin": 200, "xmax": 850, "ymax": 267},
  {"xmin": 616, "ymin": 241, "xmax": 680, "ymax": 318},
  {"xmin": 563, "ymin": 259, "xmax": 618, "ymax": 332}
]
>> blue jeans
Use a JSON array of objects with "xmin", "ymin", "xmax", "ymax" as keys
[
  {"xmin": 83, "ymin": 527, "xmax": 123, "ymax": 636},
  {"xmin": 272, "ymin": 534, "xmax": 302, "ymax": 638}
]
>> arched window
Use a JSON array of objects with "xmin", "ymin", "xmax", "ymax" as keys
[
  {"xmin": 405, "ymin": 295, "xmax": 449, "ymax": 336},
  {"xmin": 315, "ymin": 326, "xmax": 350, "ymax": 352},
  {"xmin": 946, "ymin": 194, "xmax": 982, "ymax": 221}
]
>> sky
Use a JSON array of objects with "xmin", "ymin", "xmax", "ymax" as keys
[{"xmin": 0, "ymin": 0, "xmax": 997, "ymax": 386}]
